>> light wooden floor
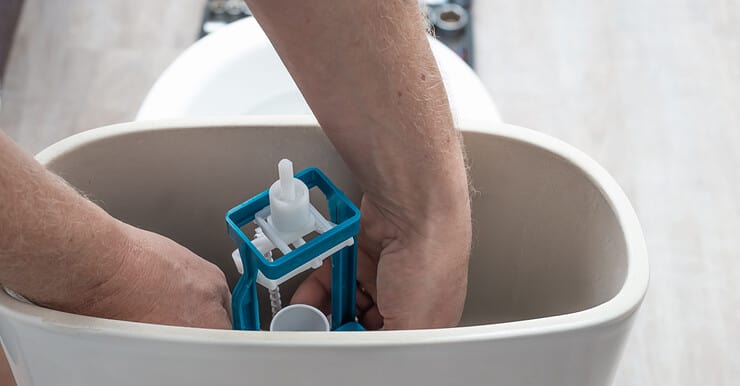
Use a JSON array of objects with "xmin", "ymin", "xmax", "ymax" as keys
[
  {"xmin": 0, "ymin": 0, "xmax": 206, "ymax": 152},
  {"xmin": 473, "ymin": 2, "xmax": 740, "ymax": 385},
  {"xmin": 1, "ymin": 1, "xmax": 739, "ymax": 385}
]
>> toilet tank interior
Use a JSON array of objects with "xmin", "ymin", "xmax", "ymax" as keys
[{"xmin": 44, "ymin": 124, "xmax": 628, "ymax": 328}]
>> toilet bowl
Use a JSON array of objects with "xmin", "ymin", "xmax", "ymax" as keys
[
  {"xmin": 0, "ymin": 117, "xmax": 647, "ymax": 386},
  {"xmin": 135, "ymin": 17, "xmax": 501, "ymax": 123}
]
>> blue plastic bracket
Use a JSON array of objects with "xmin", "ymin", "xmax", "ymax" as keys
[{"xmin": 226, "ymin": 167, "xmax": 363, "ymax": 331}]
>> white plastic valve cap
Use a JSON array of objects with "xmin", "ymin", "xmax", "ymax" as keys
[
  {"xmin": 268, "ymin": 159, "xmax": 313, "ymax": 233},
  {"xmin": 269, "ymin": 304, "xmax": 330, "ymax": 331}
]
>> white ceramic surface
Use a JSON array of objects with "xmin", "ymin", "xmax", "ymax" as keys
[
  {"xmin": 0, "ymin": 117, "xmax": 647, "ymax": 385},
  {"xmin": 135, "ymin": 17, "xmax": 501, "ymax": 123}
]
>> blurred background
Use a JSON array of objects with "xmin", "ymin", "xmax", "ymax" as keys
[{"xmin": 1, "ymin": 1, "xmax": 738, "ymax": 385}]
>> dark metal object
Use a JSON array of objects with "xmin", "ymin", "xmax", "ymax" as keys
[
  {"xmin": 426, "ymin": 1, "xmax": 474, "ymax": 67},
  {"xmin": 199, "ymin": 0, "xmax": 475, "ymax": 68},
  {"xmin": 199, "ymin": 0, "xmax": 251, "ymax": 37}
]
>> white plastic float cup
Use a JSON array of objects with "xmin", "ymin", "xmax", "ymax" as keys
[
  {"xmin": 0, "ymin": 117, "xmax": 648, "ymax": 386},
  {"xmin": 269, "ymin": 305, "xmax": 330, "ymax": 332}
]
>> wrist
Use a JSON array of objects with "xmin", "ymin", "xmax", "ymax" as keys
[
  {"xmin": 365, "ymin": 159, "xmax": 471, "ymax": 240},
  {"xmin": 30, "ymin": 207, "xmax": 131, "ymax": 313}
]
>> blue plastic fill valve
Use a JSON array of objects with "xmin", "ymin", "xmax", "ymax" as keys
[{"xmin": 225, "ymin": 159, "xmax": 364, "ymax": 331}]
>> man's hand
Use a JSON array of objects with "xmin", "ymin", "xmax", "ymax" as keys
[
  {"xmin": 61, "ymin": 223, "xmax": 232, "ymax": 329},
  {"xmin": 293, "ymin": 195, "xmax": 470, "ymax": 330},
  {"xmin": 0, "ymin": 130, "xmax": 231, "ymax": 329}
]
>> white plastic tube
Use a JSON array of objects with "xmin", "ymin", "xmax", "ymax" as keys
[{"xmin": 268, "ymin": 159, "xmax": 313, "ymax": 233}]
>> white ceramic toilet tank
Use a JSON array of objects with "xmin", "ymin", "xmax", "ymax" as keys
[{"xmin": 0, "ymin": 117, "xmax": 648, "ymax": 386}]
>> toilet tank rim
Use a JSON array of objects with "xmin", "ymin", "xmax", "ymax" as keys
[{"xmin": 15, "ymin": 116, "xmax": 648, "ymax": 344}]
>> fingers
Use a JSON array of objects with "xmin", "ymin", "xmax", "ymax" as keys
[
  {"xmin": 185, "ymin": 263, "xmax": 233, "ymax": 329},
  {"xmin": 377, "ymin": 316, "xmax": 410, "ymax": 331},
  {"xmin": 292, "ymin": 249, "xmax": 384, "ymax": 330},
  {"xmin": 291, "ymin": 262, "xmax": 332, "ymax": 315},
  {"xmin": 355, "ymin": 285, "xmax": 374, "ymax": 311},
  {"xmin": 355, "ymin": 282, "xmax": 385, "ymax": 330},
  {"xmin": 356, "ymin": 249, "xmax": 379, "ymax": 301},
  {"xmin": 219, "ymin": 280, "xmax": 233, "ymax": 323},
  {"xmin": 202, "ymin": 305, "xmax": 233, "ymax": 329},
  {"xmin": 357, "ymin": 198, "xmax": 387, "ymax": 262},
  {"xmin": 359, "ymin": 303, "xmax": 383, "ymax": 330}
]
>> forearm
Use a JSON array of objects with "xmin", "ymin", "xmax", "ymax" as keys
[
  {"xmin": 0, "ymin": 131, "xmax": 125, "ymax": 309},
  {"xmin": 245, "ymin": 0, "xmax": 469, "ymax": 227}
]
